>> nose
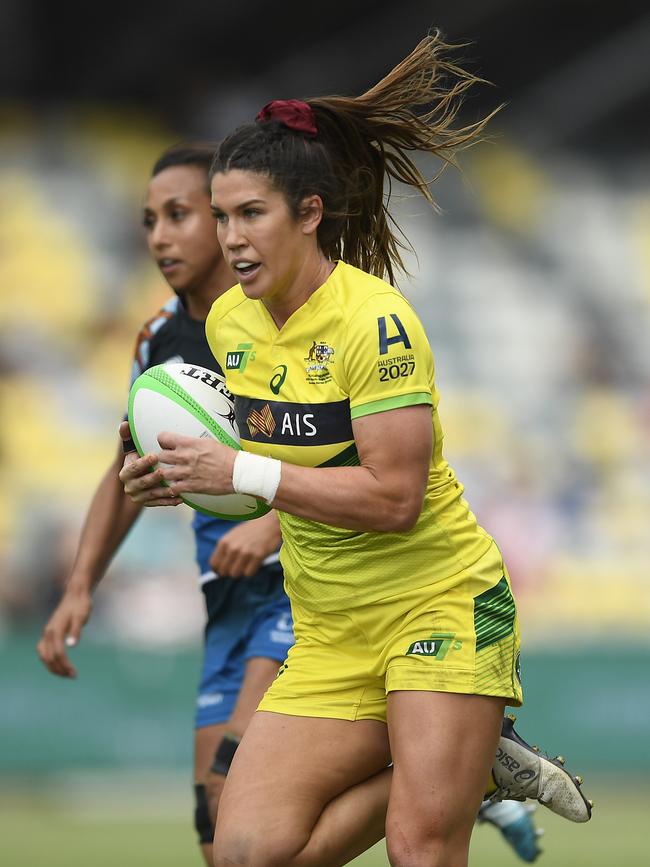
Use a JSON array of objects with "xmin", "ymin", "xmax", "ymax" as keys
[
  {"xmin": 150, "ymin": 219, "xmax": 170, "ymax": 250},
  {"xmin": 222, "ymin": 218, "xmax": 246, "ymax": 251}
]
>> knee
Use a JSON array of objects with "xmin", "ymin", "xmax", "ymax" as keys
[
  {"xmin": 214, "ymin": 826, "xmax": 304, "ymax": 867},
  {"xmin": 385, "ymin": 822, "xmax": 464, "ymax": 867}
]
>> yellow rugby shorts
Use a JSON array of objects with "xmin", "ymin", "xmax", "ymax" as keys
[{"xmin": 258, "ymin": 541, "xmax": 523, "ymax": 722}]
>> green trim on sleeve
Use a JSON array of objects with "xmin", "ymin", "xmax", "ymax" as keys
[{"xmin": 350, "ymin": 392, "xmax": 433, "ymax": 420}]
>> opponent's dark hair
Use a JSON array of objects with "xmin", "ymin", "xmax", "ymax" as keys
[
  {"xmin": 210, "ymin": 32, "xmax": 499, "ymax": 285},
  {"xmin": 152, "ymin": 143, "xmax": 217, "ymax": 187}
]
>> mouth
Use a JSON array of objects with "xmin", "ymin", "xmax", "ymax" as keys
[
  {"xmin": 232, "ymin": 260, "xmax": 261, "ymax": 283},
  {"xmin": 158, "ymin": 258, "xmax": 182, "ymax": 274}
]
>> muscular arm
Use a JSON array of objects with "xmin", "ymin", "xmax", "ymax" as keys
[
  {"xmin": 37, "ymin": 441, "xmax": 143, "ymax": 677},
  {"xmin": 122, "ymin": 405, "xmax": 432, "ymax": 535},
  {"xmin": 271, "ymin": 405, "xmax": 431, "ymax": 532}
]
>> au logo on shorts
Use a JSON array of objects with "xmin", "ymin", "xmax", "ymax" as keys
[{"xmin": 406, "ymin": 632, "xmax": 461, "ymax": 660}]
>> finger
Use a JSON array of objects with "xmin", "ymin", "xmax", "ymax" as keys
[
  {"xmin": 119, "ymin": 454, "xmax": 158, "ymax": 481},
  {"xmin": 67, "ymin": 616, "xmax": 85, "ymax": 646},
  {"xmin": 123, "ymin": 468, "xmax": 167, "ymax": 493},
  {"xmin": 119, "ymin": 420, "xmax": 132, "ymax": 440},
  {"xmin": 209, "ymin": 540, "xmax": 230, "ymax": 576},
  {"xmin": 216, "ymin": 546, "xmax": 249, "ymax": 579},
  {"xmin": 241, "ymin": 555, "xmax": 264, "ymax": 578},
  {"xmin": 39, "ymin": 630, "xmax": 74, "ymax": 678},
  {"xmin": 157, "ymin": 451, "xmax": 184, "ymax": 467},
  {"xmin": 130, "ymin": 487, "xmax": 183, "ymax": 504},
  {"xmin": 139, "ymin": 495, "xmax": 184, "ymax": 507},
  {"xmin": 157, "ymin": 430, "xmax": 195, "ymax": 450}
]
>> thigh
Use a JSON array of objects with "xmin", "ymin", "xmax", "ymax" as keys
[
  {"xmin": 216, "ymin": 710, "xmax": 390, "ymax": 860},
  {"xmin": 386, "ymin": 691, "xmax": 505, "ymax": 856}
]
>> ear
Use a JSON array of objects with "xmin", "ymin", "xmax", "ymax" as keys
[{"xmin": 299, "ymin": 194, "xmax": 324, "ymax": 236}]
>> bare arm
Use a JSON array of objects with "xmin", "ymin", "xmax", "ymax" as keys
[
  {"xmin": 37, "ymin": 441, "xmax": 143, "ymax": 677},
  {"xmin": 210, "ymin": 509, "xmax": 282, "ymax": 578},
  {"xmin": 121, "ymin": 405, "xmax": 432, "ymax": 534}
]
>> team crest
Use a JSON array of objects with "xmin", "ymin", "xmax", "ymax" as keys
[
  {"xmin": 304, "ymin": 340, "xmax": 335, "ymax": 384},
  {"xmin": 246, "ymin": 403, "xmax": 276, "ymax": 437}
]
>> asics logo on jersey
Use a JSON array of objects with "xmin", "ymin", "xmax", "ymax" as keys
[
  {"xmin": 405, "ymin": 633, "xmax": 461, "ymax": 660},
  {"xmin": 378, "ymin": 314, "xmax": 412, "ymax": 355},
  {"xmin": 226, "ymin": 343, "xmax": 256, "ymax": 371},
  {"xmin": 270, "ymin": 364, "xmax": 288, "ymax": 394}
]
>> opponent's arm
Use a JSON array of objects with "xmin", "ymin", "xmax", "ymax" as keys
[
  {"xmin": 210, "ymin": 509, "xmax": 282, "ymax": 578},
  {"xmin": 37, "ymin": 441, "xmax": 143, "ymax": 678},
  {"xmin": 121, "ymin": 404, "xmax": 432, "ymax": 534}
]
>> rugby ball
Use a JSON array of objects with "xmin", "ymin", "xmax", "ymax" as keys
[{"xmin": 128, "ymin": 362, "xmax": 270, "ymax": 521}]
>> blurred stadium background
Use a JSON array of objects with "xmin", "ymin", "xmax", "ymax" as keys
[{"xmin": 1, "ymin": 1, "xmax": 649, "ymax": 864}]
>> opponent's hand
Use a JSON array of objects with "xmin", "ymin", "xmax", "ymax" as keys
[
  {"xmin": 37, "ymin": 589, "xmax": 92, "ymax": 678},
  {"xmin": 118, "ymin": 421, "xmax": 183, "ymax": 507},
  {"xmin": 209, "ymin": 511, "xmax": 282, "ymax": 578}
]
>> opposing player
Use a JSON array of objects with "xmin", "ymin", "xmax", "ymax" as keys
[
  {"xmin": 120, "ymin": 35, "xmax": 592, "ymax": 867},
  {"xmin": 36, "ymin": 144, "xmax": 293, "ymax": 867}
]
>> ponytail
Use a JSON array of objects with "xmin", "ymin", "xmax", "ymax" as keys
[{"xmin": 211, "ymin": 32, "xmax": 497, "ymax": 285}]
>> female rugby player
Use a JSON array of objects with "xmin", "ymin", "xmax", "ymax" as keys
[{"xmin": 120, "ymin": 35, "xmax": 592, "ymax": 867}]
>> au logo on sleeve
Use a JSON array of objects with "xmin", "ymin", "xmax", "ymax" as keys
[{"xmin": 405, "ymin": 633, "xmax": 462, "ymax": 660}]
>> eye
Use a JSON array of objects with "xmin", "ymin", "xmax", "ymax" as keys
[
  {"xmin": 170, "ymin": 207, "xmax": 187, "ymax": 221},
  {"xmin": 212, "ymin": 211, "xmax": 227, "ymax": 224},
  {"xmin": 142, "ymin": 213, "xmax": 154, "ymax": 229},
  {"xmin": 244, "ymin": 208, "xmax": 260, "ymax": 218}
]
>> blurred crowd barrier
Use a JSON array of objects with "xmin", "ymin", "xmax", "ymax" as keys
[{"xmin": 1, "ymin": 109, "xmax": 649, "ymax": 648}]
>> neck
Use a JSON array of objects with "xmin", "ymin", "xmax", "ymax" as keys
[
  {"xmin": 265, "ymin": 252, "xmax": 335, "ymax": 329},
  {"xmin": 184, "ymin": 258, "xmax": 236, "ymax": 321}
]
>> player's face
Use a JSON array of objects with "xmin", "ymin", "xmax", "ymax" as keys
[
  {"xmin": 143, "ymin": 165, "xmax": 223, "ymax": 294},
  {"xmin": 210, "ymin": 169, "xmax": 316, "ymax": 305}
]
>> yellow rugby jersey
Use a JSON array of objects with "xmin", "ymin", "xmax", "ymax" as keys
[{"xmin": 206, "ymin": 261, "xmax": 492, "ymax": 611}]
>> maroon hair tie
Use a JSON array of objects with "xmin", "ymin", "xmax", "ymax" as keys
[{"xmin": 256, "ymin": 99, "xmax": 318, "ymax": 137}]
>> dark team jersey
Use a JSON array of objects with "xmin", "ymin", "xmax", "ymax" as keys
[
  {"xmin": 128, "ymin": 293, "xmax": 283, "ymax": 607},
  {"xmin": 129, "ymin": 294, "xmax": 233, "ymax": 565},
  {"xmin": 131, "ymin": 294, "xmax": 220, "ymax": 380}
]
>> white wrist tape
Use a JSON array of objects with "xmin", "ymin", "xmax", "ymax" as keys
[{"xmin": 232, "ymin": 451, "xmax": 282, "ymax": 505}]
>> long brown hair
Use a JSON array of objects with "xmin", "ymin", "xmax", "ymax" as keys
[{"xmin": 211, "ymin": 32, "xmax": 497, "ymax": 285}]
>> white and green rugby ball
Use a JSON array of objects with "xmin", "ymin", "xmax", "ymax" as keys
[{"xmin": 128, "ymin": 362, "xmax": 270, "ymax": 521}]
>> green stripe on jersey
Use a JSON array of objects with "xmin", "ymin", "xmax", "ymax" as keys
[
  {"xmin": 317, "ymin": 443, "xmax": 360, "ymax": 467},
  {"xmin": 350, "ymin": 392, "xmax": 433, "ymax": 420},
  {"xmin": 474, "ymin": 575, "xmax": 516, "ymax": 652}
]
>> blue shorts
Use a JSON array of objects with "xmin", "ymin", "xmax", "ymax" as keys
[{"xmin": 195, "ymin": 563, "xmax": 294, "ymax": 728}]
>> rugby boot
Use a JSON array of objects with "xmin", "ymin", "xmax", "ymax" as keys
[{"xmin": 491, "ymin": 715, "xmax": 593, "ymax": 823}]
